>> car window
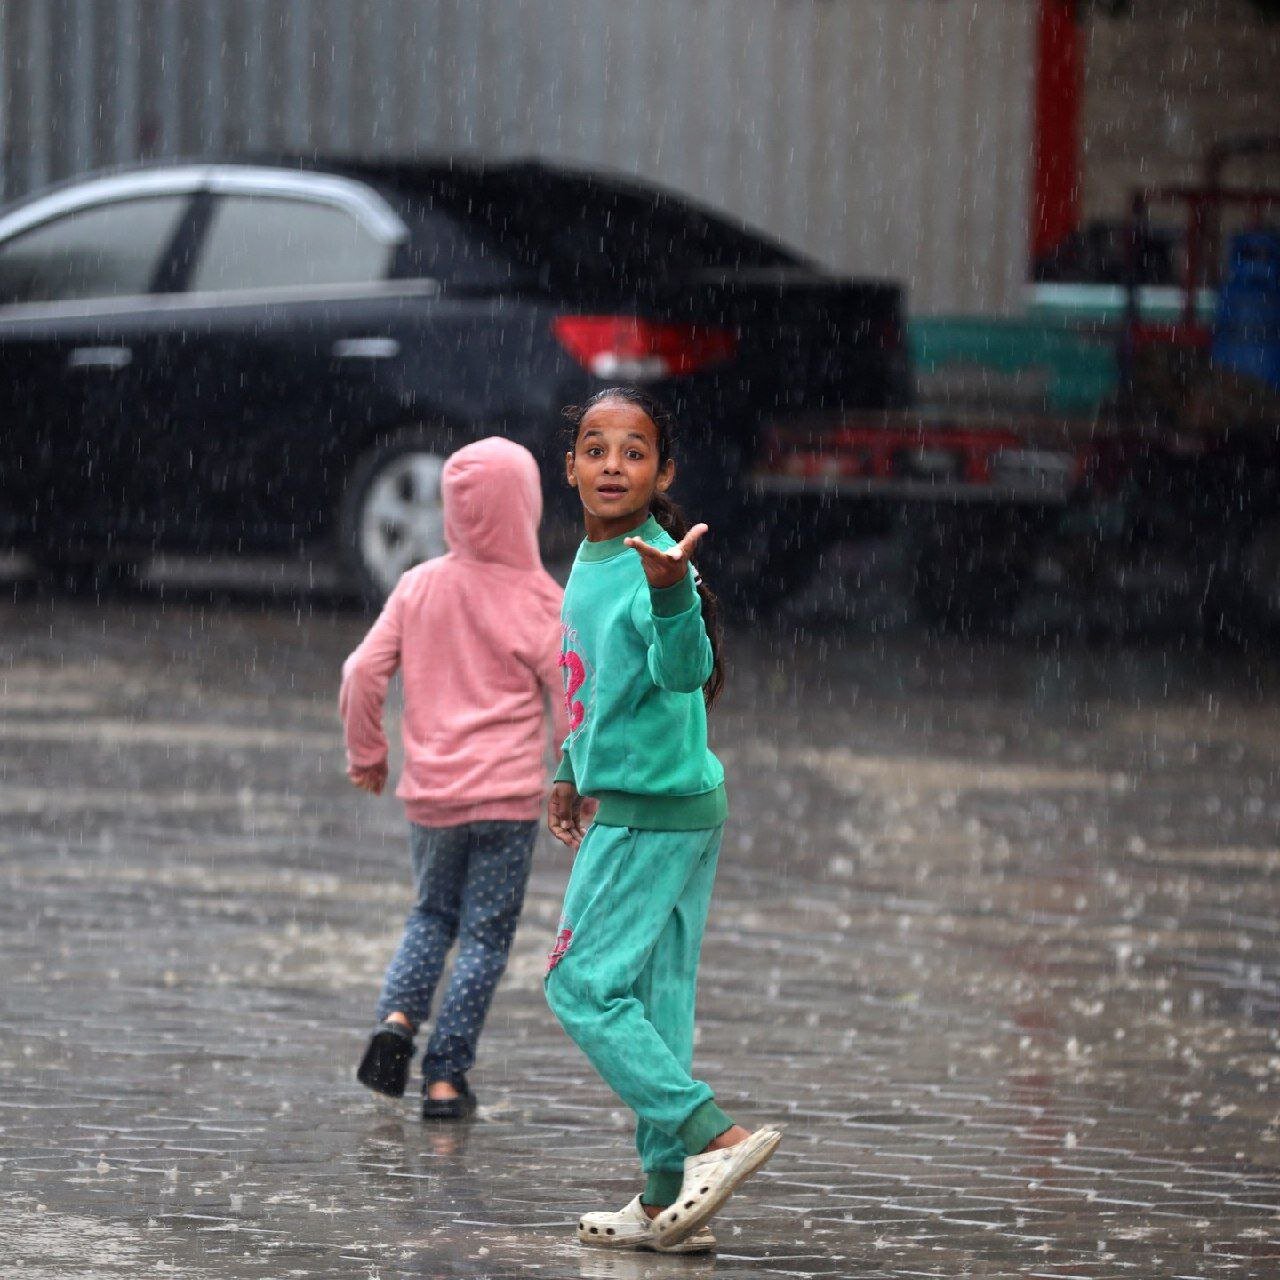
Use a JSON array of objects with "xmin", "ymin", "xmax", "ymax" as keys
[
  {"xmin": 190, "ymin": 195, "xmax": 392, "ymax": 294},
  {"xmin": 426, "ymin": 174, "xmax": 801, "ymax": 285},
  {"xmin": 0, "ymin": 195, "xmax": 190, "ymax": 305},
  {"xmin": 396, "ymin": 202, "xmax": 534, "ymax": 290},
  {"xmin": 532, "ymin": 192, "xmax": 799, "ymax": 279}
]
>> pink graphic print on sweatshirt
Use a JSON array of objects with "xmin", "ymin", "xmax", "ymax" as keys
[
  {"xmin": 559, "ymin": 650, "xmax": 586, "ymax": 732},
  {"xmin": 558, "ymin": 623, "xmax": 591, "ymax": 736}
]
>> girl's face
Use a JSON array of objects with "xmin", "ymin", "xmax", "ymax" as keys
[{"xmin": 566, "ymin": 398, "xmax": 675, "ymax": 540}]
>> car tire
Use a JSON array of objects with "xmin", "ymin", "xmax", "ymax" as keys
[
  {"xmin": 338, "ymin": 427, "xmax": 459, "ymax": 607},
  {"xmin": 911, "ymin": 512, "xmax": 1032, "ymax": 635},
  {"xmin": 727, "ymin": 531, "xmax": 822, "ymax": 623},
  {"xmin": 1221, "ymin": 510, "xmax": 1280, "ymax": 637},
  {"xmin": 704, "ymin": 500, "xmax": 828, "ymax": 623},
  {"xmin": 32, "ymin": 553, "xmax": 139, "ymax": 598}
]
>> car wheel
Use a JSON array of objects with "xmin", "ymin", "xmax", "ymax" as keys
[
  {"xmin": 339, "ymin": 429, "xmax": 454, "ymax": 606},
  {"xmin": 911, "ymin": 513, "xmax": 1032, "ymax": 635},
  {"xmin": 32, "ymin": 554, "xmax": 139, "ymax": 598},
  {"xmin": 712, "ymin": 507, "xmax": 827, "ymax": 622},
  {"xmin": 1236, "ymin": 511, "xmax": 1280, "ymax": 631}
]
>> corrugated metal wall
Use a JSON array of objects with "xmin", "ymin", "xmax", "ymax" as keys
[{"xmin": 0, "ymin": 0, "xmax": 1033, "ymax": 315}]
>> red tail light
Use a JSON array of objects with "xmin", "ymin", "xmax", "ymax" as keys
[{"xmin": 552, "ymin": 316, "xmax": 736, "ymax": 380}]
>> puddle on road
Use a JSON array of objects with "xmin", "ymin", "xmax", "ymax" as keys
[
  {"xmin": 0, "ymin": 1205, "xmax": 220, "ymax": 1279},
  {"xmin": 5, "ymin": 599, "xmax": 1280, "ymax": 1277}
]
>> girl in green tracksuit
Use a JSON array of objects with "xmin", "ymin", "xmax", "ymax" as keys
[{"xmin": 545, "ymin": 387, "xmax": 781, "ymax": 1255}]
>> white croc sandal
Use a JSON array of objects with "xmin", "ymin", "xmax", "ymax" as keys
[
  {"xmin": 578, "ymin": 1195, "xmax": 716, "ymax": 1253},
  {"xmin": 653, "ymin": 1125, "xmax": 783, "ymax": 1248}
]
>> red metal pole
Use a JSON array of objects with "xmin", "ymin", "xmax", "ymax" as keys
[{"xmin": 1032, "ymin": 0, "xmax": 1083, "ymax": 263}]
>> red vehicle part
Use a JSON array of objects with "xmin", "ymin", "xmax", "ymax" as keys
[
  {"xmin": 754, "ymin": 414, "xmax": 1087, "ymax": 506},
  {"xmin": 552, "ymin": 315, "xmax": 737, "ymax": 380}
]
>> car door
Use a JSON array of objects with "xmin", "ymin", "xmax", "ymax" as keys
[
  {"xmin": 0, "ymin": 183, "xmax": 199, "ymax": 552},
  {"xmin": 148, "ymin": 170, "xmax": 422, "ymax": 548}
]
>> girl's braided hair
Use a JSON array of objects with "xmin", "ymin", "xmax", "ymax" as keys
[{"xmin": 562, "ymin": 386, "xmax": 725, "ymax": 709}]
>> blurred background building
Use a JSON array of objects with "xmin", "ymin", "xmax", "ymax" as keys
[
  {"xmin": 1081, "ymin": 1, "xmax": 1280, "ymax": 223},
  {"xmin": 1, "ymin": 0, "xmax": 1031, "ymax": 316},
  {"xmin": 1, "ymin": 1, "xmax": 1277, "ymax": 317}
]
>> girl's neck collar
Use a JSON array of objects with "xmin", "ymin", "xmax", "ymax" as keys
[{"xmin": 577, "ymin": 513, "xmax": 663, "ymax": 562}]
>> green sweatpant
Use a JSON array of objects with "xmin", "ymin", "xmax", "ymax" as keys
[{"xmin": 544, "ymin": 822, "xmax": 735, "ymax": 1205}]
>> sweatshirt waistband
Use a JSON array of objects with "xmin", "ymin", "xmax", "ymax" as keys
[
  {"xmin": 592, "ymin": 783, "xmax": 727, "ymax": 831},
  {"xmin": 402, "ymin": 794, "xmax": 544, "ymax": 826}
]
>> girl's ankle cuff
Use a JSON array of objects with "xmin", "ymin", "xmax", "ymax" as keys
[
  {"xmin": 677, "ymin": 1099, "xmax": 735, "ymax": 1156},
  {"xmin": 642, "ymin": 1170, "xmax": 683, "ymax": 1206}
]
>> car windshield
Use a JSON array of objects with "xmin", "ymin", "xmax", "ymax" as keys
[{"xmin": 411, "ymin": 171, "xmax": 801, "ymax": 285}]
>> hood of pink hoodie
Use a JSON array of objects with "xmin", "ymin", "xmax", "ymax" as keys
[{"xmin": 441, "ymin": 436, "xmax": 544, "ymax": 569}]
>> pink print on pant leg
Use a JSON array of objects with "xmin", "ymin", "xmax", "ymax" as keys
[
  {"xmin": 545, "ymin": 927, "xmax": 573, "ymax": 975},
  {"xmin": 559, "ymin": 650, "xmax": 586, "ymax": 732}
]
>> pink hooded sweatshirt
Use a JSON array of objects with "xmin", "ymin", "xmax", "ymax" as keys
[{"xmin": 339, "ymin": 437, "xmax": 569, "ymax": 826}]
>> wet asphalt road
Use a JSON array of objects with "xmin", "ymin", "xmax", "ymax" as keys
[{"xmin": 3, "ymin": 577, "xmax": 1280, "ymax": 1278}]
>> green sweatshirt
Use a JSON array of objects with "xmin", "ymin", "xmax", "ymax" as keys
[{"xmin": 554, "ymin": 514, "xmax": 727, "ymax": 830}]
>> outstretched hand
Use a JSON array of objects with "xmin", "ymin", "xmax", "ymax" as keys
[{"xmin": 624, "ymin": 523, "xmax": 709, "ymax": 590}]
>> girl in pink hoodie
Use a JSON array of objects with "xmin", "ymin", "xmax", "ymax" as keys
[{"xmin": 340, "ymin": 437, "xmax": 568, "ymax": 1119}]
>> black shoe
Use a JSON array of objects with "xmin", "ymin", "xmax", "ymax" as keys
[
  {"xmin": 422, "ymin": 1077, "xmax": 477, "ymax": 1121},
  {"xmin": 356, "ymin": 1021, "xmax": 415, "ymax": 1097}
]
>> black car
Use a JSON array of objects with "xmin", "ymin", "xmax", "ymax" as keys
[{"xmin": 0, "ymin": 158, "xmax": 907, "ymax": 603}]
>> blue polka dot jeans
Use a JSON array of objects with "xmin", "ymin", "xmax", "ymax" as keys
[{"xmin": 376, "ymin": 820, "xmax": 536, "ymax": 1086}]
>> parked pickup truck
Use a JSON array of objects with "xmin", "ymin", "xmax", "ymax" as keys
[{"xmin": 750, "ymin": 409, "xmax": 1096, "ymax": 629}]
